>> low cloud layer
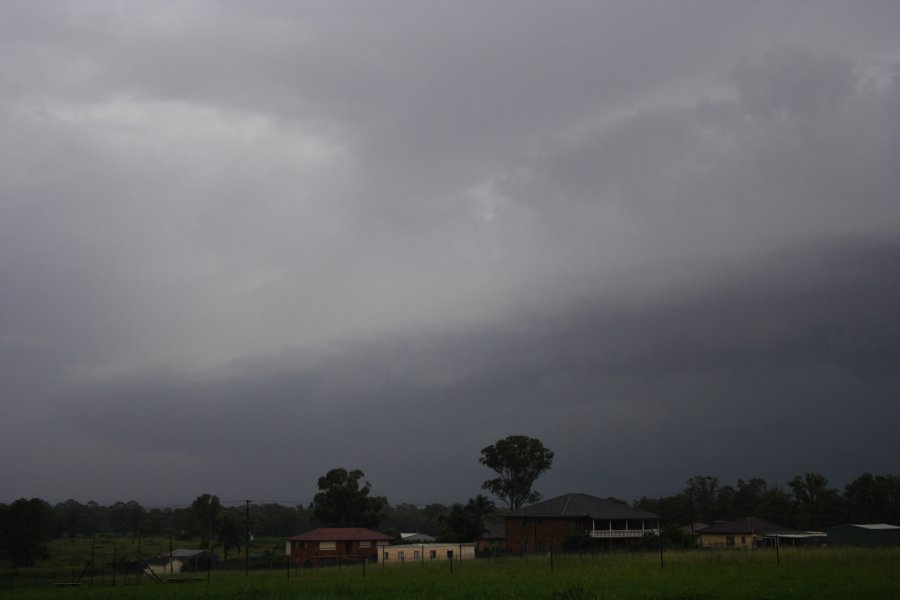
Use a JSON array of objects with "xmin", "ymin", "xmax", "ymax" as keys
[{"xmin": 1, "ymin": 2, "xmax": 898, "ymax": 506}]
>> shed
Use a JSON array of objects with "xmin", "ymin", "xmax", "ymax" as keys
[
  {"xmin": 826, "ymin": 523, "xmax": 900, "ymax": 546},
  {"xmin": 146, "ymin": 549, "xmax": 217, "ymax": 574}
]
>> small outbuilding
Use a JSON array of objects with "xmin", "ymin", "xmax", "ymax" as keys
[
  {"xmin": 380, "ymin": 542, "xmax": 476, "ymax": 563},
  {"xmin": 146, "ymin": 549, "xmax": 217, "ymax": 574},
  {"xmin": 826, "ymin": 523, "xmax": 900, "ymax": 546}
]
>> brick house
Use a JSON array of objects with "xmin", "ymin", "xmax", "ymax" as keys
[
  {"xmin": 285, "ymin": 528, "xmax": 393, "ymax": 565},
  {"xmin": 505, "ymin": 493, "xmax": 659, "ymax": 553}
]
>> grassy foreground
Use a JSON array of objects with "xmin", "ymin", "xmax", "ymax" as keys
[{"xmin": 2, "ymin": 547, "xmax": 898, "ymax": 599}]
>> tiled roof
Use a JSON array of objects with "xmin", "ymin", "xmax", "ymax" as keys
[
  {"xmin": 696, "ymin": 517, "xmax": 798, "ymax": 534},
  {"xmin": 286, "ymin": 527, "xmax": 394, "ymax": 542},
  {"xmin": 508, "ymin": 493, "xmax": 658, "ymax": 520}
]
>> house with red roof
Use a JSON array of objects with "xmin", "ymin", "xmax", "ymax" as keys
[{"xmin": 285, "ymin": 527, "xmax": 393, "ymax": 565}]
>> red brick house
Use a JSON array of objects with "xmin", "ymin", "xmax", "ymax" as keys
[
  {"xmin": 506, "ymin": 493, "xmax": 659, "ymax": 553},
  {"xmin": 285, "ymin": 528, "xmax": 393, "ymax": 565}
]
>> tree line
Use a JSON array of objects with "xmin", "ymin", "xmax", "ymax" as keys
[
  {"xmin": 635, "ymin": 472, "xmax": 900, "ymax": 532},
  {"xmin": 3, "ymin": 432, "xmax": 895, "ymax": 566},
  {"xmin": 0, "ymin": 490, "xmax": 490, "ymax": 566},
  {"xmin": 0, "ymin": 435, "xmax": 547, "ymax": 567}
]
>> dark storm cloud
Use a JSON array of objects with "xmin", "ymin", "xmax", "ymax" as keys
[
  {"xmin": 57, "ymin": 238, "xmax": 900, "ymax": 503},
  {"xmin": 1, "ymin": 2, "xmax": 899, "ymax": 504}
]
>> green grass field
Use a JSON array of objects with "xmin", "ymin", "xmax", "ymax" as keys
[{"xmin": 3, "ymin": 547, "xmax": 898, "ymax": 599}]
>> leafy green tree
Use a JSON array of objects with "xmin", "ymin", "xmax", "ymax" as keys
[
  {"xmin": 144, "ymin": 507, "xmax": 180, "ymax": 536},
  {"xmin": 734, "ymin": 478, "xmax": 768, "ymax": 517},
  {"xmin": 420, "ymin": 503, "xmax": 450, "ymax": 535},
  {"xmin": 684, "ymin": 476, "xmax": 719, "ymax": 523},
  {"xmin": 1, "ymin": 498, "xmax": 53, "ymax": 566},
  {"xmin": 311, "ymin": 468, "xmax": 387, "ymax": 528},
  {"xmin": 250, "ymin": 503, "xmax": 311, "ymax": 537},
  {"xmin": 109, "ymin": 501, "xmax": 146, "ymax": 537},
  {"xmin": 439, "ymin": 495, "xmax": 495, "ymax": 542},
  {"xmin": 383, "ymin": 503, "xmax": 448, "ymax": 536},
  {"xmin": 631, "ymin": 523, "xmax": 698, "ymax": 551},
  {"xmin": 789, "ymin": 472, "xmax": 842, "ymax": 529},
  {"xmin": 479, "ymin": 435, "xmax": 554, "ymax": 510},
  {"xmin": 634, "ymin": 494, "xmax": 690, "ymax": 526},
  {"xmin": 716, "ymin": 485, "xmax": 737, "ymax": 519},
  {"xmin": 756, "ymin": 486, "xmax": 794, "ymax": 526},
  {"xmin": 660, "ymin": 522, "xmax": 699, "ymax": 548},
  {"xmin": 52, "ymin": 499, "xmax": 84, "ymax": 539},
  {"xmin": 188, "ymin": 494, "xmax": 222, "ymax": 548},
  {"xmin": 843, "ymin": 473, "xmax": 900, "ymax": 523},
  {"xmin": 216, "ymin": 513, "xmax": 243, "ymax": 562},
  {"xmin": 80, "ymin": 501, "xmax": 108, "ymax": 536}
]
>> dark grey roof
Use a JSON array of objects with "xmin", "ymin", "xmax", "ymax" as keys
[
  {"xmin": 508, "ymin": 493, "xmax": 658, "ymax": 520},
  {"xmin": 697, "ymin": 517, "xmax": 799, "ymax": 534},
  {"xmin": 170, "ymin": 549, "xmax": 212, "ymax": 558}
]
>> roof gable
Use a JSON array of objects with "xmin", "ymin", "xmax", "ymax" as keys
[
  {"xmin": 287, "ymin": 527, "xmax": 393, "ymax": 542},
  {"xmin": 509, "ymin": 493, "xmax": 658, "ymax": 520}
]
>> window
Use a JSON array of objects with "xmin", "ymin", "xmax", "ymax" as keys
[
  {"xmin": 741, "ymin": 536, "xmax": 746, "ymax": 545},
  {"xmin": 413, "ymin": 551, "xmax": 420, "ymax": 560},
  {"xmin": 726, "ymin": 536, "xmax": 735, "ymax": 547},
  {"xmin": 359, "ymin": 541, "xmax": 371, "ymax": 548},
  {"xmin": 320, "ymin": 541, "xmax": 336, "ymax": 551},
  {"xmin": 383, "ymin": 551, "xmax": 390, "ymax": 560},
  {"xmin": 398, "ymin": 551, "xmax": 405, "ymax": 560},
  {"xmin": 447, "ymin": 550, "xmax": 453, "ymax": 558},
  {"xmin": 430, "ymin": 550, "xmax": 437, "ymax": 559}
]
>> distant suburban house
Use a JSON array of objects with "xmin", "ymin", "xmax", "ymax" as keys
[
  {"xmin": 478, "ymin": 520, "xmax": 506, "ymax": 553},
  {"xmin": 285, "ymin": 528, "xmax": 393, "ymax": 565},
  {"xmin": 505, "ymin": 493, "xmax": 660, "ymax": 553},
  {"xmin": 695, "ymin": 517, "xmax": 803, "ymax": 548},
  {"xmin": 380, "ymin": 542, "xmax": 475, "ymax": 563},
  {"xmin": 826, "ymin": 523, "xmax": 900, "ymax": 546},
  {"xmin": 399, "ymin": 532, "xmax": 436, "ymax": 543},
  {"xmin": 146, "ymin": 549, "xmax": 217, "ymax": 574}
]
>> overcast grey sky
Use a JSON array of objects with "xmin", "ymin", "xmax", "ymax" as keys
[{"xmin": 1, "ymin": 1, "xmax": 898, "ymax": 508}]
